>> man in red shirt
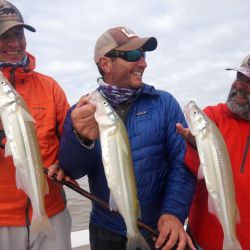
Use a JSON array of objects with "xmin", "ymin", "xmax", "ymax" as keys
[{"xmin": 177, "ymin": 54, "xmax": 250, "ymax": 250}]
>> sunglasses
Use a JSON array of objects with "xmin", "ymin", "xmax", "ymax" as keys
[{"xmin": 105, "ymin": 50, "xmax": 146, "ymax": 62}]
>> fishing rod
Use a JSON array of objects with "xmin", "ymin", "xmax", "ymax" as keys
[
  {"xmin": 43, "ymin": 167, "xmax": 159, "ymax": 238},
  {"xmin": 0, "ymin": 129, "xmax": 159, "ymax": 237}
]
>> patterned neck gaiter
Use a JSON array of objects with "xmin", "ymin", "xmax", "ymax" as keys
[
  {"xmin": 0, "ymin": 55, "xmax": 29, "ymax": 69},
  {"xmin": 97, "ymin": 77, "xmax": 142, "ymax": 107}
]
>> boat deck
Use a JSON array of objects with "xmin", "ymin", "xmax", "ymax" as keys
[
  {"xmin": 72, "ymin": 246, "xmax": 90, "ymax": 250},
  {"xmin": 71, "ymin": 229, "xmax": 90, "ymax": 250}
]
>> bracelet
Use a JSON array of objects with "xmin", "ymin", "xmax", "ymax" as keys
[{"xmin": 73, "ymin": 129, "xmax": 95, "ymax": 149}]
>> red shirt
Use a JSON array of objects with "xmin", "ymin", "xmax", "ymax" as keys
[{"xmin": 185, "ymin": 103, "xmax": 250, "ymax": 250}]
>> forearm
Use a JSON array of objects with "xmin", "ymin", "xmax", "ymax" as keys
[
  {"xmin": 59, "ymin": 108, "xmax": 98, "ymax": 179},
  {"xmin": 161, "ymin": 163, "xmax": 196, "ymax": 223}
]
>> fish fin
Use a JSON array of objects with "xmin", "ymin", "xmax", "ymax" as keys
[
  {"xmin": 4, "ymin": 140, "xmax": 12, "ymax": 157},
  {"xmin": 15, "ymin": 168, "xmax": 26, "ymax": 191},
  {"xmin": 197, "ymin": 165, "xmax": 204, "ymax": 179},
  {"xmin": 207, "ymin": 195, "xmax": 216, "ymax": 215},
  {"xmin": 117, "ymin": 133, "xmax": 128, "ymax": 155},
  {"xmin": 30, "ymin": 214, "xmax": 55, "ymax": 242},
  {"xmin": 21, "ymin": 107, "xmax": 36, "ymax": 123},
  {"xmin": 126, "ymin": 232, "xmax": 151, "ymax": 250},
  {"xmin": 223, "ymin": 240, "xmax": 242, "ymax": 250},
  {"xmin": 109, "ymin": 192, "xmax": 119, "ymax": 211},
  {"xmin": 137, "ymin": 200, "xmax": 142, "ymax": 219},
  {"xmin": 236, "ymin": 206, "xmax": 241, "ymax": 224},
  {"xmin": 15, "ymin": 168, "xmax": 31, "ymax": 196},
  {"xmin": 43, "ymin": 177, "xmax": 49, "ymax": 195}
]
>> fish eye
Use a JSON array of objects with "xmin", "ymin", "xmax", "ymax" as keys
[{"xmin": 0, "ymin": 81, "xmax": 5, "ymax": 85}]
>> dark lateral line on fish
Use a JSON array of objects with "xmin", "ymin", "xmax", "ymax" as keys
[{"xmin": 43, "ymin": 167, "xmax": 159, "ymax": 238}]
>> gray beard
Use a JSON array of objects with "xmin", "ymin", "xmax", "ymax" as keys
[{"xmin": 226, "ymin": 89, "xmax": 250, "ymax": 122}]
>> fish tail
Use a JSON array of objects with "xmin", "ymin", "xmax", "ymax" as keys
[
  {"xmin": 126, "ymin": 232, "xmax": 150, "ymax": 250},
  {"xmin": 30, "ymin": 214, "xmax": 55, "ymax": 242},
  {"xmin": 223, "ymin": 240, "xmax": 242, "ymax": 250}
]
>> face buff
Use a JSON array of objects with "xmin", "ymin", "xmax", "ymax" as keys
[
  {"xmin": 97, "ymin": 77, "xmax": 142, "ymax": 107},
  {"xmin": 0, "ymin": 54, "xmax": 28, "ymax": 69}
]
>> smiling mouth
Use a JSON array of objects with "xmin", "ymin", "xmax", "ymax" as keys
[
  {"xmin": 231, "ymin": 93, "xmax": 249, "ymax": 104},
  {"xmin": 132, "ymin": 71, "xmax": 143, "ymax": 76},
  {"xmin": 5, "ymin": 51, "xmax": 21, "ymax": 55},
  {"xmin": 230, "ymin": 89, "xmax": 250, "ymax": 104}
]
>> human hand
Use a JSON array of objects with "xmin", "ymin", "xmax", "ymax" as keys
[
  {"xmin": 176, "ymin": 123, "xmax": 197, "ymax": 150},
  {"xmin": 155, "ymin": 214, "xmax": 196, "ymax": 250},
  {"xmin": 71, "ymin": 95, "xmax": 99, "ymax": 141},
  {"xmin": 47, "ymin": 163, "xmax": 79, "ymax": 186}
]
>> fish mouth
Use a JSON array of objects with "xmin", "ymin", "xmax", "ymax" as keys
[{"xmin": 184, "ymin": 100, "xmax": 196, "ymax": 114}]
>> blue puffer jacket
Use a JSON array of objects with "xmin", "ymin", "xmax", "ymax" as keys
[{"xmin": 59, "ymin": 83, "xmax": 196, "ymax": 236}]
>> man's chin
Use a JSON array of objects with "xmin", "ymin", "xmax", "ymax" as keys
[
  {"xmin": 131, "ymin": 81, "xmax": 143, "ymax": 89},
  {"xmin": 227, "ymin": 100, "xmax": 250, "ymax": 121}
]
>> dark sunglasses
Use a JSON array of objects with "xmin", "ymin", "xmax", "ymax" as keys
[{"xmin": 105, "ymin": 50, "xmax": 146, "ymax": 62}]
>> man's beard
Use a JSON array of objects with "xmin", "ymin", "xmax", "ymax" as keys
[{"xmin": 226, "ymin": 88, "xmax": 250, "ymax": 122}]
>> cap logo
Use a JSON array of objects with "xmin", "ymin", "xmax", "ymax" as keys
[
  {"xmin": 121, "ymin": 28, "xmax": 137, "ymax": 38},
  {"xmin": 0, "ymin": 4, "xmax": 19, "ymax": 18}
]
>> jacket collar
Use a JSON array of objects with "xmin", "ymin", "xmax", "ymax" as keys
[
  {"xmin": 1, "ymin": 52, "xmax": 36, "ymax": 83},
  {"xmin": 140, "ymin": 83, "xmax": 158, "ymax": 96}
]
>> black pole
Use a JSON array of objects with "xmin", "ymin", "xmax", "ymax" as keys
[{"xmin": 43, "ymin": 167, "xmax": 159, "ymax": 237}]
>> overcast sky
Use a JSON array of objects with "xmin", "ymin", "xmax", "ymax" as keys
[{"xmin": 12, "ymin": 0, "xmax": 250, "ymax": 109}]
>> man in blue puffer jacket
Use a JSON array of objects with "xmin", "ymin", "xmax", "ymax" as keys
[{"xmin": 59, "ymin": 26, "xmax": 196, "ymax": 250}]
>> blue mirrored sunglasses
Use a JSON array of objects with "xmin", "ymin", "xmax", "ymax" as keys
[{"xmin": 105, "ymin": 50, "xmax": 145, "ymax": 62}]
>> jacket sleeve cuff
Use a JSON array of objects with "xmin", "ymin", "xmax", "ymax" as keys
[{"xmin": 73, "ymin": 130, "xmax": 95, "ymax": 150}]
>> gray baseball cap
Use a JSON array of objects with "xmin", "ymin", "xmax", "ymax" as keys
[{"xmin": 0, "ymin": 0, "xmax": 35, "ymax": 35}]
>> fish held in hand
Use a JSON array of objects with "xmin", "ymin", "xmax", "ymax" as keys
[
  {"xmin": 0, "ymin": 72, "xmax": 54, "ymax": 241},
  {"xmin": 90, "ymin": 90, "xmax": 150, "ymax": 250},
  {"xmin": 184, "ymin": 100, "xmax": 242, "ymax": 250}
]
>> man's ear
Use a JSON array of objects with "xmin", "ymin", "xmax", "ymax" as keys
[{"xmin": 98, "ymin": 57, "xmax": 112, "ymax": 74}]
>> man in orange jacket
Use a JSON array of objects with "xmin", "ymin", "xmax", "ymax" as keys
[
  {"xmin": 177, "ymin": 54, "xmax": 250, "ymax": 250},
  {"xmin": 0, "ymin": 1, "xmax": 71, "ymax": 249}
]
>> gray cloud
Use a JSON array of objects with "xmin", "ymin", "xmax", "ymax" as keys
[{"xmin": 13, "ymin": 0, "xmax": 250, "ymax": 109}]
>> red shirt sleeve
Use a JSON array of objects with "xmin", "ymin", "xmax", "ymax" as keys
[{"xmin": 185, "ymin": 143, "xmax": 200, "ymax": 176}]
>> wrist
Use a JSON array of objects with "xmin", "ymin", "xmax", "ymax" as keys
[{"xmin": 73, "ymin": 129, "xmax": 95, "ymax": 149}]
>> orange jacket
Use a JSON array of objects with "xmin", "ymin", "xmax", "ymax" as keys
[
  {"xmin": 0, "ymin": 53, "xmax": 70, "ymax": 226},
  {"xmin": 185, "ymin": 103, "xmax": 250, "ymax": 250}
]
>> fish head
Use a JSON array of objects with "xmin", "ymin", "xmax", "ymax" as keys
[
  {"xmin": 90, "ymin": 90, "xmax": 118, "ymax": 128},
  {"xmin": 0, "ymin": 72, "xmax": 18, "ymax": 107},
  {"xmin": 184, "ymin": 100, "xmax": 209, "ymax": 136}
]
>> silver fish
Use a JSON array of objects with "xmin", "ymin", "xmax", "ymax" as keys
[
  {"xmin": 90, "ymin": 90, "xmax": 150, "ymax": 250},
  {"xmin": 184, "ymin": 100, "xmax": 242, "ymax": 250},
  {"xmin": 0, "ymin": 72, "xmax": 54, "ymax": 241}
]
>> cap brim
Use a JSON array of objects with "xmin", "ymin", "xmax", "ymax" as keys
[
  {"xmin": 0, "ymin": 21, "xmax": 36, "ymax": 35},
  {"xmin": 115, "ymin": 37, "xmax": 157, "ymax": 51},
  {"xmin": 226, "ymin": 67, "xmax": 250, "ymax": 78}
]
